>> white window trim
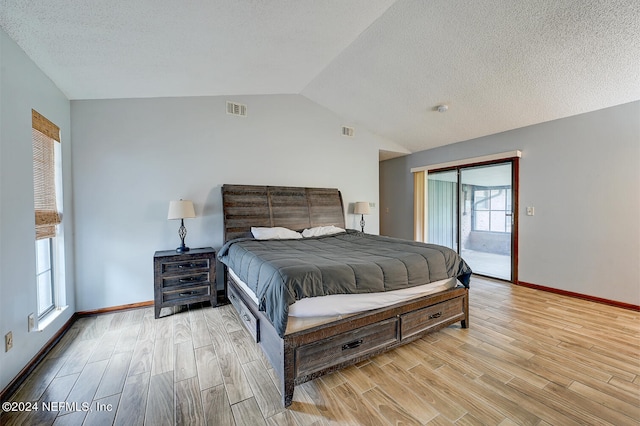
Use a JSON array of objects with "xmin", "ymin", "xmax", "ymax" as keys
[{"xmin": 35, "ymin": 305, "xmax": 69, "ymax": 332}]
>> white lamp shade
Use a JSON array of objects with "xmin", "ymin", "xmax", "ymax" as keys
[
  {"xmin": 354, "ymin": 201, "xmax": 370, "ymax": 215},
  {"xmin": 168, "ymin": 200, "xmax": 196, "ymax": 220}
]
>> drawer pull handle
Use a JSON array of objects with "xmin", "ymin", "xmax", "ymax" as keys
[
  {"xmin": 179, "ymin": 291, "xmax": 197, "ymax": 297},
  {"xmin": 342, "ymin": 339, "xmax": 363, "ymax": 351},
  {"xmin": 179, "ymin": 277, "xmax": 199, "ymax": 283},
  {"xmin": 178, "ymin": 263, "xmax": 196, "ymax": 269},
  {"xmin": 429, "ymin": 311, "xmax": 442, "ymax": 319},
  {"xmin": 242, "ymin": 314, "xmax": 251, "ymax": 322}
]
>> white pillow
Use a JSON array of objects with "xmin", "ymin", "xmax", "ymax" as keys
[
  {"xmin": 301, "ymin": 225, "xmax": 346, "ymax": 238},
  {"xmin": 251, "ymin": 226, "xmax": 303, "ymax": 240}
]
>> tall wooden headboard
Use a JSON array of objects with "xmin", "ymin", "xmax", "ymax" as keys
[{"xmin": 221, "ymin": 184, "xmax": 346, "ymax": 242}]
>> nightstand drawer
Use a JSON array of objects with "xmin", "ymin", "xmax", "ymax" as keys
[
  {"xmin": 162, "ymin": 285, "xmax": 211, "ymax": 303},
  {"xmin": 162, "ymin": 272, "xmax": 210, "ymax": 288},
  {"xmin": 162, "ymin": 259, "xmax": 210, "ymax": 274}
]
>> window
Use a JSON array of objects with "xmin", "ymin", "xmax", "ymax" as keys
[
  {"xmin": 36, "ymin": 238, "xmax": 55, "ymax": 317},
  {"xmin": 32, "ymin": 110, "xmax": 63, "ymax": 320},
  {"xmin": 472, "ymin": 187, "xmax": 512, "ymax": 233}
]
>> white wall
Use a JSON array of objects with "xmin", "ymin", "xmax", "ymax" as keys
[
  {"xmin": 71, "ymin": 95, "xmax": 385, "ymax": 311},
  {"xmin": 0, "ymin": 29, "xmax": 74, "ymax": 392},
  {"xmin": 380, "ymin": 101, "xmax": 640, "ymax": 305}
]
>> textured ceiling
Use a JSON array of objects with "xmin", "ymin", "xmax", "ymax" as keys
[{"xmin": 1, "ymin": 0, "xmax": 639, "ymax": 154}]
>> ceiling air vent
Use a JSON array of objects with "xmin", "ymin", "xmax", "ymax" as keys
[
  {"xmin": 341, "ymin": 126, "xmax": 355, "ymax": 137},
  {"xmin": 226, "ymin": 101, "xmax": 247, "ymax": 117}
]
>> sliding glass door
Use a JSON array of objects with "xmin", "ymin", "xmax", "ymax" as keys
[{"xmin": 427, "ymin": 160, "xmax": 517, "ymax": 281}]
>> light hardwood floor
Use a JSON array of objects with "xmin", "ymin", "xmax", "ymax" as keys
[{"xmin": 1, "ymin": 277, "xmax": 639, "ymax": 425}]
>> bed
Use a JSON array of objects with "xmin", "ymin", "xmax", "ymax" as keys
[{"xmin": 219, "ymin": 184, "xmax": 471, "ymax": 407}]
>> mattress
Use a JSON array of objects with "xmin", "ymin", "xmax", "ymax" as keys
[{"xmin": 229, "ymin": 267, "xmax": 458, "ymax": 334}]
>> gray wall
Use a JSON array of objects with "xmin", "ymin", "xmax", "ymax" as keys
[
  {"xmin": 0, "ymin": 28, "xmax": 75, "ymax": 391},
  {"xmin": 71, "ymin": 95, "xmax": 384, "ymax": 311},
  {"xmin": 380, "ymin": 101, "xmax": 640, "ymax": 305}
]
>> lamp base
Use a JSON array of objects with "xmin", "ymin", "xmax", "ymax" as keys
[{"xmin": 176, "ymin": 219, "xmax": 190, "ymax": 253}]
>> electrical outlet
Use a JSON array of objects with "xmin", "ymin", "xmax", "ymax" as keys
[
  {"xmin": 5, "ymin": 331, "xmax": 13, "ymax": 352},
  {"xmin": 28, "ymin": 313, "xmax": 36, "ymax": 332}
]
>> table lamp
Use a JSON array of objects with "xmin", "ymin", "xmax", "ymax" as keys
[
  {"xmin": 354, "ymin": 201, "xmax": 370, "ymax": 233},
  {"xmin": 168, "ymin": 199, "xmax": 196, "ymax": 253}
]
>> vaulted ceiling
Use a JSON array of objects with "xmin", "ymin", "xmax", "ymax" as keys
[{"xmin": 1, "ymin": 0, "xmax": 638, "ymax": 156}]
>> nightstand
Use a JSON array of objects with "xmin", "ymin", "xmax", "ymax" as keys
[{"xmin": 153, "ymin": 247, "xmax": 216, "ymax": 318}]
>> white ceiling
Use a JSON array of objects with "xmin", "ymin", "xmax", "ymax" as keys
[{"xmin": 1, "ymin": 0, "xmax": 639, "ymax": 155}]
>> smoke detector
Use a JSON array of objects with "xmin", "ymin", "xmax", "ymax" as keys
[{"xmin": 436, "ymin": 104, "xmax": 448, "ymax": 113}]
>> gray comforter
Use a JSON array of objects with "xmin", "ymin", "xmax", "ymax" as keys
[{"xmin": 218, "ymin": 230, "xmax": 472, "ymax": 337}]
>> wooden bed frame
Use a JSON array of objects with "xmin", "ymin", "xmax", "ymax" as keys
[{"xmin": 221, "ymin": 184, "xmax": 469, "ymax": 407}]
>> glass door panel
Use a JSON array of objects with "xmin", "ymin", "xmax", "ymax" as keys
[
  {"xmin": 427, "ymin": 170, "xmax": 458, "ymax": 251},
  {"xmin": 460, "ymin": 163, "xmax": 512, "ymax": 280}
]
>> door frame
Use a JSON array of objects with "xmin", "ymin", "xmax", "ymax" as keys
[{"xmin": 427, "ymin": 157, "xmax": 519, "ymax": 283}]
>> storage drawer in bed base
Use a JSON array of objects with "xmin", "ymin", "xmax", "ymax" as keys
[
  {"xmin": 400, "ymin": 296, "xmax": 466, "ymax": 339},
  {"xmin": 295, "ymin": 317, "xmax": 398, "ymax": 377},
  {"xmin": 228, "ymin": 283, "xmax": 260, "ymax": 342}
]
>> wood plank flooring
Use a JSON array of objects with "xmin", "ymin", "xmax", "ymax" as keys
[{"xmin": 1, "ymin": 277, "xmax": 638, "ymax": 425}]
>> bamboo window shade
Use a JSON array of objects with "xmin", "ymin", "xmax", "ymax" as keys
[{"xmin": 32, "ymin": 109, "xmax": 61, "ymax": 240}]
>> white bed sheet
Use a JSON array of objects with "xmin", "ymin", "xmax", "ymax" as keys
[{"xmin": 228, "ymin": 268, "xmax": 458, "ymax": 334}]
